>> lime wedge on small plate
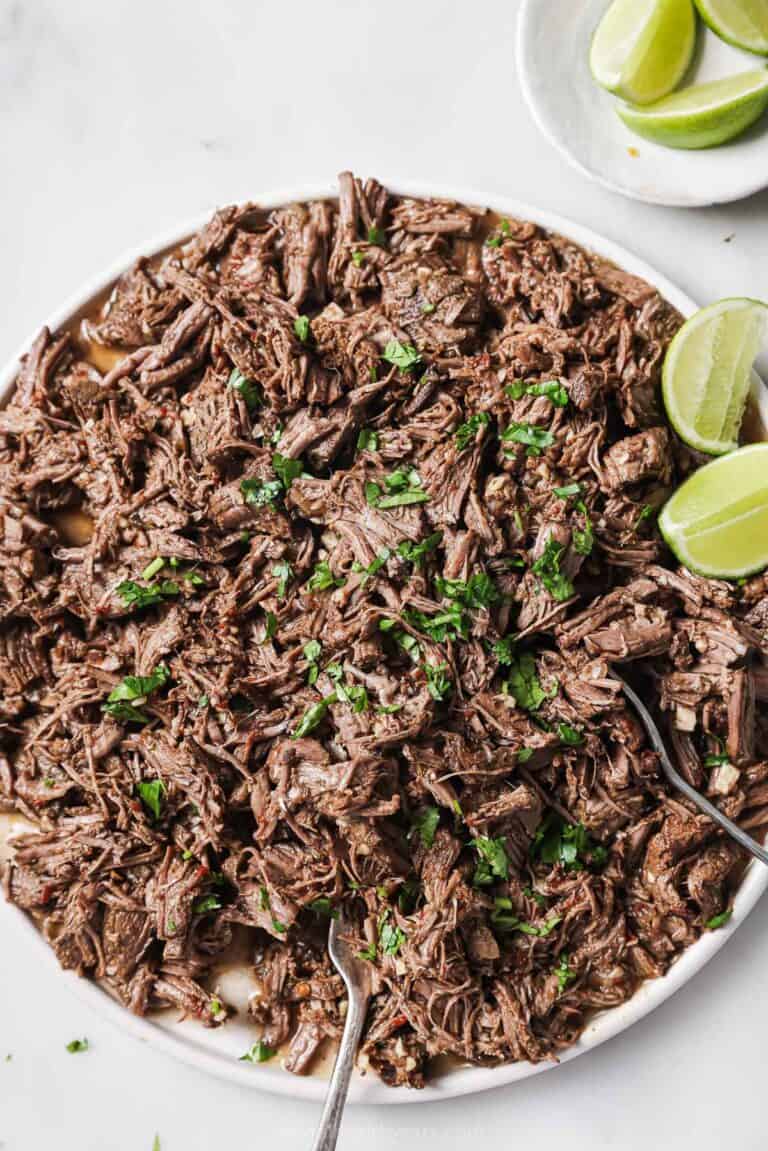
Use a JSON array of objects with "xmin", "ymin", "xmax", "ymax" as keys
[
  {"xmin": 662, "ymin": 298, "xmax": 768, "ymax": 455},
  {"xmin": 659, "ymin": 443, "xmax": 768, "ymax": 576},
  {"xmin": 617, "ymin": 69, "xmax": 768, "ymax": 147},
  {"xmin": 590, "ymin": 0, "xmax": 697, "ymax": 104},
  {"xmin": 694, "ymin": 0, "xmax": 768, "ymax": 53}
]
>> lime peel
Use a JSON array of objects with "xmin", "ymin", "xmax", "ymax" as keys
[
  {"xmin": 590, "ymin": 0, "xmax": 697, "ymax": 104},
  {"xmin": 617, "ymin": 69, "xmax": 768, "ymax": 149},
  {"xmin": 694, "ymin": 0, "xmax": 768, "ymax": 55}
]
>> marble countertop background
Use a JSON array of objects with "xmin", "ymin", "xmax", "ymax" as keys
[{"xmin": 2, "ymin": 1, "xmax": 767, "ymax": 1148}]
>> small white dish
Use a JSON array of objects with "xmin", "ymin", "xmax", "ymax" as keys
[
  {"xmin": 517, "ymin": 0, "xmax": 768, "ymax": 207},
  {"xmin": 1, "ymin": 182, "xmax": 767, "ymax": 1104}
]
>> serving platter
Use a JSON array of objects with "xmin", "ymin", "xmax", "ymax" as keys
[{"xmin": 1, "ymin": 181, "xmax": 767, "ymax": 1104}]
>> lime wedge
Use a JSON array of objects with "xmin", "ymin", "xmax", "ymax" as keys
[
  {"xmin": 694, "ymin": 0, "xmax": 768, "ymax": 54},
  {"xmin": 662, "ymin": 298, "xmax": 768, "ymax": 455},
  {"xmin": 659, "ymin": 443, "xmax": 768, "ymax": 576},
  {"xmin": 617, "ymin": 69, "xmax": 768, "ymax": 147},
  {"xmin": 590, "ymin": 0, "xmax": 697, "ymax": 104}
]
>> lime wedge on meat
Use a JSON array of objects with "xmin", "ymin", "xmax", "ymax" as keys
[
  {"xmin": 617, "ymin": 70, "xmax": 768, "ymax": 147},
  {"xmin": 694, "ymin": 0, "xmax": 768, "ymax": 54},
  {"xmin": 662, "ymin": 298, "xmax": 768, "ymax": 455},
  {"xmin": 590, "ymin": 0, "xmax": 697, "ymax": 104},
  {"xmin": 659, "ymin": 443, "xmax": 768, "ymax": 576}
]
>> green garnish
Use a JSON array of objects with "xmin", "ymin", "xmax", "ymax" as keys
[
  {"xmin": 352, "ymin": 548, "xmax": 391, "ymax": 585},
  {"xmin": 193, "ymin": 894, "xmax": 222, "ymax": 915},
  {"xmin": 376, "ymin": 703, "xmax": 403, "ymax": 715},
  {"xmin": 455, "ymin": 411, "xmax": 490, "ymax": 451},
  {"xmin": 66, "ymin": 1038, "xmax": 89, "ymax": 1054},
  {"xmin": 435, "ymin": 572, "xmax": 499, "ymax": 610},
  {"xmin": 490, "ymin": 898, "xmax": 562, "ymax": 936},
  {"xmin": 492, "ymin": 636, "xmax": 516, "ymax": 665},
  {"xmin": 411, "ymin": 805, "xmax": 440, "ymax": 849},
  {"xmin": 501, "ymin": 422, "xmax": 555, "ymax": 458},
  {"xmin": 240, "ymin": 477, "xmax": 283, "ymax": 508},
  {"xmin": 356, "ymin": 427, "xmax": 379, "ymax": 452},
  {"xmin": 141, "ymin": 557, "xmax": 165, "ymax": 580},
  {"xmin": 308, "ymin": 897, "xmax": 338, "ymax": 919},
  {"xmin": 367, "ymin": 225, "xmax": 385, "ymax": 245},
  {"xmin": 103, "ymin": 663, "xmax": 170, "ymax": 724},
  {"xmin": 351, "ymin": 249, "xmax": 365, "ymax": 268},
  {"xmin": 272, "ymin": 562, "xmax": 293, "ymax": 598},
  {"xmin": 382, "ymin": 340, "xmax": 422, "ymax": 373},
  {"xmin": 240, "ymin": 1041, "xmax": 276, "ymax": 1064},
  {"xmin": 357, "ymin": 940, "xmax": 378, "ymax": 962},
  {"xmin": 326, "ymin": 664, "xmax": 369, "ymax": 713},
  {"xmin": 473, "ymin": 836, "xmax": 509, "ymax": 886},
  {"xmin": 365, "ymin": 468, "xmax": 430, "ymax": 509},
  {"xmin": 531, "ymin": 538, "xmax": 575, "ymax": 602},
  {"xmin": 292, "ymin": 695, "xmax": 336, "ymax": 739},
  {"xmin": 505, "ymin": 380, "xmax": 568, "ymax": 407},
  {"xmin": 228, "ymin": 367, "xmax": 262, "ymax": 412},
  {"xmin": 553, "ymin": 482, "xmax": 583, "ymax": 499},
  {"xmin": 531, "ymin": 813, "xmax": 607, "ymax": 871},
  {"xmin": 506, "ymin": 652, "xmax": 556, "ymax": 712},
  {"xmin": 293, "ymin": 315, "xmax": 311, "ymax": 344},
  {"xmin": 705, "ymin": 909, "xmax": 733, "ymax": 930},
  {"xmin": 263, "ymin": 611, "xmax": 278, "ymax": 641},
  {"xmin": 633, "ymin": 503, "xmax": 655, "ymax": 533},
  {"xmin": 572, "ymin": 500, "xmax": 594, "ymax": 557},
  {"xmin": 704, "ymin": 753, "xmax": 731, "ymax": 767},
  {"xmin": 116, "ymin": 579, "xmax": 180, "ymax": 612},
  {"xmin": 554, "ymin": 952, "xmax": 577, "ymax": 992},
  {"xmin": 379, "ymin": 913, "xmax": 406, "ymax": 956},
  {"xmin": 137, "ymin": 779, "xmax": 165, "ymax": 822},
  {"xmin": 396, "ymin": 531, "xmax": 442, "ymax": 565},
  {"xmin": 558, "ymin": 722, "xmax": 584, "ymax": 746},
  {"xmin": 307, "ymin": 560, "xmax": 346, "ymax": 592},
  {"xmin": 271, "ymin": 453, "xmax": 304, "ymax": 491},
  {"xmin": 423, "ymin": 661, "xmax": 452, "ymax": 702}
]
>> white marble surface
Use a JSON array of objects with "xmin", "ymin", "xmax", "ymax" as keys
[{"xmin": 2, "ymin": 1, "xmax": 768, "ymax": 1148}]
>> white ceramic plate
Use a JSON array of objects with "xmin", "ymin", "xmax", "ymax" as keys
[
  {"xmin": 2, "ymin": 181, "xmax": 767, "ymax": 1105},
  {"xmin": 517, "ymin": 0, "xmax": 768, "ymax": 207}
]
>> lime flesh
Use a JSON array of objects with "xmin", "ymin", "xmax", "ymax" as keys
[
  {"xmin": 590, "ymin": 0, "xmax": 697, "ymax": 104},
  {"xmin": 694, "ymin": 0, "xmax": 768, "ymax": 53},
  {"xmin": 617, "ymin": 69, "xmax": 768, "ymax": 148},
  {"xmin": 662, "ymin": 298, "xmax": 768, "ymax": 455},
  {"xmin": 659, "ymin": 443, "xmax": 768, "ymax": 576}
]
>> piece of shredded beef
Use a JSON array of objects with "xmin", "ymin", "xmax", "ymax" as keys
[{"xmin": 2, "ymin": 173, "xmax": 766, "ymax": 1088}]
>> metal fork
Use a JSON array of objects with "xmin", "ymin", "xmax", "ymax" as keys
[
  {"xmin": 612, "ymin": 669, "xmax": 768, "ymax": 866},
  {"xmin": 310, "ymin": 915, "xmax": 372, "ymax": 1151}
]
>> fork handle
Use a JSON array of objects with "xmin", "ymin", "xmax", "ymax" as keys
[{"xmin": 310, "ymin": 989, "xmax": 369, "ymax": 1151}]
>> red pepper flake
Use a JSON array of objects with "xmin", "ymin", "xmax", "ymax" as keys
[
  {"xmin": 195, "ymin": 865, "xmax": 210, "ymax": 881},
  {"xmin": 388, "ymin": 1014, "xmax": 408, "ymax": 1033}
]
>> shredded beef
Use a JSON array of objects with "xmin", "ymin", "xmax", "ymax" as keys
[{"xmin": 2, "ymin": 174, "xmax": 766, "ymax": 1088}]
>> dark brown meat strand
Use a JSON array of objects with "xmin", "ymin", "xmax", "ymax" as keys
[{"xmin": 2, "ymin": 173, "xmax": 767, "ymax": 1087}]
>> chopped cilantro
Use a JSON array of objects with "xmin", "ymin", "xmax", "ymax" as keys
[
  {"xmin": 193, "ymin": 894, "xmax": 222, "ymax": 915},
  {"xmin": 351, "ymin": 249, "xmax": 365, "ymax": 268},
  {"xmin": 633, "ymin": 503, "xmax": 655, "ymax": 533},
  {"xmin": 357, "ymin": 940, "xmax": 378, "ymax": 962},
  {"xmin": 240, "ymin": 477, "xmax": 283, "ymax": 508},
  {"xmin": 517, "ymin": 747, "xmax": 534, "ymax": 764},
  {"xmin": 367, "ymin": 224, "xmax": 385, "ymax": 245},
  {"xmin": 532, "ymin": 813, "xmax": 607, "ymax": 872},
  {"xmin": 116, "ymin": 578, "xmax": 180, "ymax": 612},
  {"xmin": 554, "ymin": 952, "xmax": 577, "ymax": 992},
  {"xmin": 240, "ymin": 1041, "xmax": 276, "ymax": 1064},
  {"xmin": 366, "ymin": 468, "xmax": 430, "ymax": 509},
  {"xmin": 382, "ymin": 340, "xmax": 422, "ymax": 373},
  {"xmin": 505, "ymin": 379, "xmax": 568, "ymax": 406},
  {"xmin": 396, "ymin": 531, "xmax": 442, "ymax": 566},
  {"xmin": 435, "ymin": 572, "xmax": 499, "ymax": 611},
  {"xmin": 704, "ymin": 753, "xmax": 731, "ymax": 768},
  {"xmin": 356, "ymin": 427, "xmax": 379, "ymax": 452},
  {"xmin": 292, "ymin": 695, "xmax": 336, "ymax": 739},
  {"xmin": 141, "ymin": 556, "xmax": 165, "ymax": 580},
  {"xmin": 293, "ymin": 315, "xmax": 311, "ymax": 344},
  {"xmin": 352, "ymin": 548, "xmax": 390, "ymax": 585},
  {"xmin": 473, "ymin": 837, "xmax": 509, "ymax": 886},
  {"xmin": 553, "ymin": 482, "xmax": 583, "ymax": 499},
  {"xmin": 424, "ymin": 661, "xmax": 452, "ymax": 702},
  {"xmin": 263, "ymin": 611, "xmax": 278, "ymax": 641},
  {"xmin": 271, "ymin": 453, "xmax": 304, "ymax": 491},
  {"xmin": 491, "ymin": 899, "xmax": 562, "ymax": 937},
  {"xmin": 531, "ymin": 538, "xmax": 575, "ymax": 601},
  {"xmin": 376, "ymin": 702, "xmax": 403, "ymax": 715},
  {"xmin": 705, "ymin": 909, "xmax": 733, "ymax": 930},
  {"xmin": 455, "ymin": 411, "xmax": 490, "ymax": 451},
  {"xmin": 506, "ymin": 652, "xmax": 556, "ymax": 712},
  {"xmin": 272, "ymin": 562, "xmax": 293, "ymax": 598},
  {"xmin": 66, "ymin": 1038, "xmax": 89, "ymax": 1054},
  {"xmin": 501, "ymin": 422, "xmax": 555, "ymax": 458},
  {"xmin": 308, "ymin": 897, "xmax": 338, "ymax": 919},
  {"xmin": 307, "ymin": 560, "xmax": 346, "ymax": 592},
  {"xmin": 558, "ymin": 722, "xmax": 584, "ymax": 746},
  {"xmin": 103, "ymin": 664, "xmax": 170, "ymax": 724},
  {"xmin": 228, "ymin": 367, "xmax": 262, "ymax": 412},
  {"xmin": 137, "ymin": 779, "xmax": 165, "ymax": 822},
  {"xmin": 411, "ymin": 806, "xmax": 440, "ymax": 849},
  {"xmin": 379, "ymin": 913, "xmax": 406, "ymax": 956},
  {"xmin": 492, "ymin": 636, "xmax": 516, "ymax": 665}
]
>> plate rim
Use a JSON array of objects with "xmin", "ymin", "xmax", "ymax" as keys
[
  {"xmin": 515, "ymin": 0, "xmax": 768, "ymax": 209},
  {"xmin": 2, "ymin": 177, "xmax": 766, "ymax": 1105}
]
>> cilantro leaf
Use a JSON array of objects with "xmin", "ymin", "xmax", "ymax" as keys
[
  {"xmin": 240, "ymin": 1041, "xmax": 276, "ymax": 1064},
  {"xmin": 228, "ymin": 367, "xmax": 262, "ymax": 412},
  {"xmin": 103, "ymin": 664, "xmax": 170, "ymax": 724},
  {"xmin": 554, "ymin": 952, "xmax": 577, "ymax": 992},
  {"xmin": 424, "ymin": 661, "xmax": 452, "ymax": 702},
  {"xmin": 396, "ymin": 531, "xmax": 442, "ymax": 566},
  {"xmin": 557, "ymin": 722, "xmax": 584, "ymax": 746},
  {"xmin": 356, "ymin": 427, "xmax": 379, "ymax": 452},
  {"xmin": 531, "ymin": 538, "xmax": 575, "ymax": 602},
  {"xmin": 379, "ymin": 913, "xmax": 406, "ymax": 956},
  {"xmin": 240, "ymin": 477, "xmax": 283, "ymax": 508},
  {"xmin": 492, "ymin": 636, "xmax": 516, "ymax": 665},
  {"xmin": 705, "ymin": 909, "xmax": 733, "ymax": 930},
  {"xmin": 383, "ymin": 340, "xmax": 422, "ymax": 373},
  {"xmin": 351, "ymin": 249, "xmax": 365, "ymax": 267},
  {"xmin": 193, "ymin": 894, "xmax": 222, "ymax": 915},
  {"xmin": 66, "ymin": 1038, "xmax": 89, "ymax": 1054},
  {"xmin": 435, "ymin": 572, "xmax": 499, "ymax": 610},
  {"xmin": 272, "ymin": 562, "xmax": 293, "ymax": 598},
  {"xmin": 501, "ymin": 422, "xmax": 555, "ymax": 458},
  {"xmin": 308, "ymin": 897, "xmax": 338, "ymax": 919},
  {"xmin": 116, "ymin": 579, "xmax": 180, "ymax": 612},
  {"xmin": 367, "ymin": 225, "xmax": 385, "ymax": 245},
  {"xmin": 137, "ymin": 779, "xmax": 165, "ymax": 822},
  {"xmin": 455, "ymin": 411, "xmax": 490, "ymax": 451},
  {"xmin": 505, "ymin": 379, "xmax": 568, "ymax": 406},
  {"xmin": 292, "ymin": 695, "xmax": 336, "ymax": 739},
  {"xmin": 307, "ymin": 560, "xmax": 346, "ymax": 592},
  {"xmin": 473, "ymin": 837, "xmax": 509, "ymax": 886},
  {"xmin": 506, "ymin": 652, "xmax": 556, "ymax": 712},
  {"xmin": 293, "ymin": 315, "xmax": 311, "ymax": 344},
  {"xmin": 572, "ymin": 500, "xmax": 594, "ymax": 557},
  {"xmin": 553, "ymin": 482, "xmax": 583, "ymax": 499},
  {"xmin": 532, "ymin": 813, "xmax": 607, "ymax": 872},
  {"xmin": 352, "ymin": 548, "xmax": 390, "ymax": 585},
  {"xmin": 411, "ymin": 805, "xmax": 440, "ymax": 849},
  {"xmin": 271, "ymin": 453, "xmax": 304, "ymax": 491}
]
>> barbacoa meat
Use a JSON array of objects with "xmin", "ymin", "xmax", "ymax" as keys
[{"xmin": 2, "ymin": 174, "xmax": 767, "ymax": 1088}]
